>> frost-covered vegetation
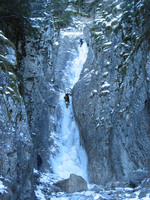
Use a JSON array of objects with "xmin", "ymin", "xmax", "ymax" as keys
[
  {"xmin": 0, "ymin": 31, "xmax": 21, "ymax": 104},
  {"xmin": 0, "ymin": 0, "xmax": 32, "ymax": 42}
]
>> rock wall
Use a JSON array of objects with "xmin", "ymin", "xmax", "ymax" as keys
[
  {"xmin": 0, "ymin": 31, "xmax": 33, "ymax": 199},
  {"xmin": 0, "ymin": 0, "xmax": 57, "ymax": 199},
  {"xmin": 20, "ymin": 0, "xmax": 59, "ymax": 172},
  {"xmin": 73, "ymin": 0, "xmax": 150, "ymax": 185}
]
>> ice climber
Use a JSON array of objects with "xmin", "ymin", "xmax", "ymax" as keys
[
  {"xmin": 64, "ymin": 93, "xmax": 70, "ymax": 108},
  {"xmin": 37, "ymin": 153, "xmax": 43, "ymax": 170},
  {"xmin": 80, "ymin": 38, "xmax": 83, "ymax": 47},
  {"xmin": 54, "ymin": 84, "xmax": 59, "ymax": 89}
]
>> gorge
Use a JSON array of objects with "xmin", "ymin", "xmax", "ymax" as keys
[{"xmin": 0, "ymin": 0, "xmax": 150, "ymax": 199}]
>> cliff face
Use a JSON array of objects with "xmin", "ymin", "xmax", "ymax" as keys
[
  {"xmin": 0, "ymin": 31, "xmax": 33, "ymax": 199},
  {"xmin": 73, "ymin": 0, "xmax": 150, "ymax": 185},
  {"xmin": 21, "ymin": 0, "xmax": 57, "ymax": 171},
  {"xmin": 0, "ymin": 0, "xmax": 56, "ymax": 199}
]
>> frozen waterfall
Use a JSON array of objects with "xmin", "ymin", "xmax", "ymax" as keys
[{"xmin": 51, "ymin": 30, "xmax": 88, "ymax": 182}]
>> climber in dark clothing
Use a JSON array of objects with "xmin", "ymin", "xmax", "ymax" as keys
[
  {"xmin": 80, "ymin": 38, "xmax": 83, "ymax": 47},
  {"xmin": 37, "ymin": 153, "xmax": 43, "ymax": 170},
  {"xmin": 64, "ymin": 93, "xmax": 70, "ymax": 108}
]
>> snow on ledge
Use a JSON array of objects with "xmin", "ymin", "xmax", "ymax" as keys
[
  {"xmin": 101, "ymin": 82, "xmax": 110, "ymax": 89},
  {"xmin": 61, "ymin": 28, "xmax": 83, "ymax": 38},
  {"xmin": 0, "ymin": 180, "xmax": 7, "ymax": 195}
]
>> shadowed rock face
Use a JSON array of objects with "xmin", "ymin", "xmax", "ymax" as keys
[
  {"xmin": 73, "ymin": 0, "xmax": 150, "ymax": 185},
  {"xmin": 55, "ymin": 174, "xmax": 88, "ymax": 193},
  {"xmin": 0, "ymin": 31, "xmax": 33, "ymax": 199},
  {"xmin": 0, "ymin": 186, "xmax": 13, "ymax": 200},
  {"xmin": 0, "ymin": 0, "xmax": 55, "ymax": 199}
]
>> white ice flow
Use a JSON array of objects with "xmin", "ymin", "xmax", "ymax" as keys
[{"xmin": 51, "ymin": 31, "xmax": 88, "ymax": 182}]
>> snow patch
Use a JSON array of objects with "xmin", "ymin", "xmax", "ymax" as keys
[
  {"xmin": 61, "ymin": 29, "xmax": 83, "ymax": 38},
  {"xmin": 35, "ymin": 186, "xmax": 46, "ymax": 200},
  {"xmin": 101, "ymin": 90, "xmax": 110, "ymax": 95},
  {"xmin": 101, "ymin": 82, "xmax": 110, "ymax": 89},
  {"xmin": 95, "ymin": 71, "xmax": 98, "ymax": 75},
  {"xmin": 0, "ymin": 33, "xmax": 8, "ymax": 41},
  {"xmin": 1, "ymin": 47, "xmax": 16, "ymax": 66},
  {"xmin": 0, "ymin": 180, "xmax": 7, "ymax": 195},
  {"xmin": 84, "ymin": 68, "xmax": 89, "ymax": 72},
  {"xmin": 54, "ymin": 41, "xmax": 59, "ymax": 46},
  {"xmin": 93, "ymin": 90, "xmax": 98, "ymax": 94},
  {"xmin": 30, "ymin": 17, "xmax": 45, "ymax": 22},
  {"xmin": 102, "ymin": 72, "xmax": 108, "ymax": 76}
]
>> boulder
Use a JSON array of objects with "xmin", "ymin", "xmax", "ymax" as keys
[
  {"xmin": 129, "ymin": 170, "xmax": 148, "ymax": 187},
  {"xmin": 55, "ymin": 174, "xmax": 88, "ymax": 193}
]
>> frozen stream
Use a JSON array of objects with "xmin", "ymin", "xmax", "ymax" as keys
[{"xmin": 51, "ymin": 30, "xmax": 88, "ymax": 182}]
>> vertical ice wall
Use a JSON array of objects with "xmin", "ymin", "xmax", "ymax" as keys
[{"xmin": 51, "ymin": 30, "xmax": 88, "ymax": 181}]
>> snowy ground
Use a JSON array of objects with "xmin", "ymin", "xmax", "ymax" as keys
[{"xmin": 34, "ymin": 170, "xmax": 150, "ymax": 200}]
